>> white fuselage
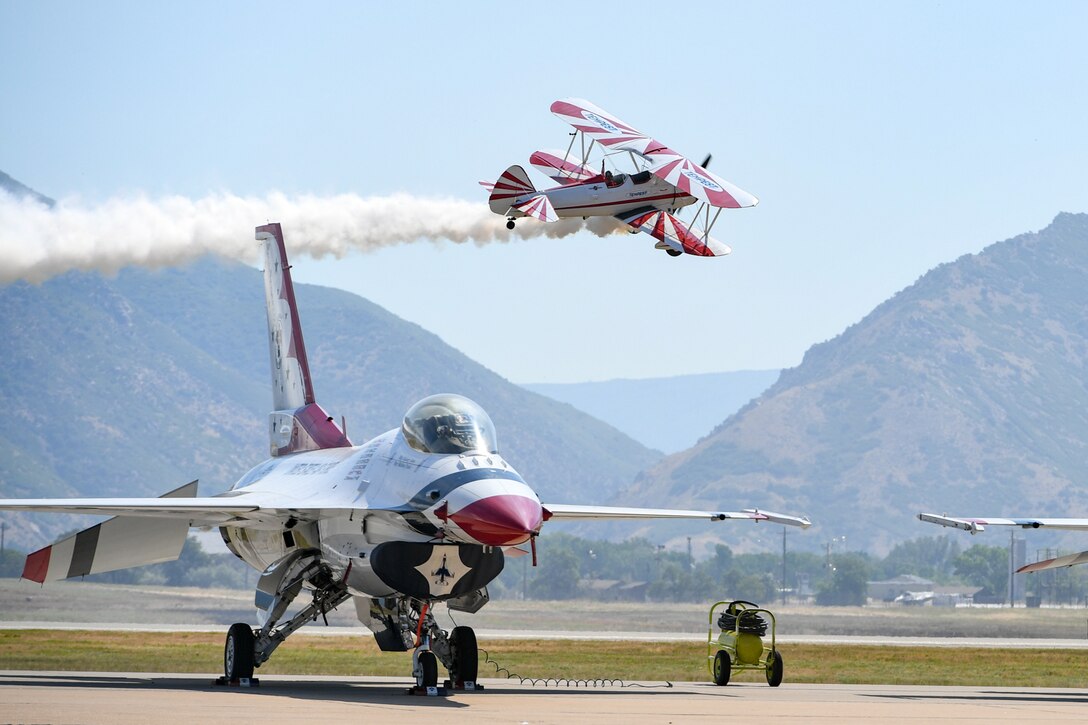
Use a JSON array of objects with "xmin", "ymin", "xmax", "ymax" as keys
[
  {"xmin": 522, "ymin": 173, "xmax": 697, "ymax": 219},
  {"xmin": 219, "ymin": 428, "xmax": 540, "ymax": 600}
]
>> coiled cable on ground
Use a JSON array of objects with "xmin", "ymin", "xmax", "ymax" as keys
[
  {"xmin": 716, "ymin": 611, "xmax": 768, "ymax": 636},
  {"xmin": 478, "ymin": 648, "xmax": 673, "ymax": 689}
]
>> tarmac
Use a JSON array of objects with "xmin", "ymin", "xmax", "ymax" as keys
[{"xmin": 1, "ymin": 671, "xmax": 1085, "ymax": 724}]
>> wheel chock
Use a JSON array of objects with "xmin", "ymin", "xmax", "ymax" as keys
[
  {"xmin": 214, "ymin": 677, "xmax": 260, "ymax": 687},
  {"xmin": 443, "ymin": 679, "xmax": 484, "ymax": 691},
  {"xmin": 406, "ymin": 685, "xmax": 448, "ymax": 696}
]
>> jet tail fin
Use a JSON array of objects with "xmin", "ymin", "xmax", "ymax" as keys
[{"xmin": 257, "ymin": 223, "xmax": 350, "ymax": 456}]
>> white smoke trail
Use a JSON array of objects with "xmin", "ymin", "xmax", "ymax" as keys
[{"xmin": 0, "ymin": 191, "xmax": 626, "ymax": 284}]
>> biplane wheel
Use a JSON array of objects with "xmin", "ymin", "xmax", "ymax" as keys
[
  {"xmin": 712, "ymin": 650, "xmax": 731, "ymax": 686},
  {"xmin": 765, "ymin": 650, "xmax": 783, "ymax": 687},
  {"xmin": 666, "ymin": 249, "xmax": 682, "ymax": 257},
  {"xmin": 224, "ymin": 622, "xmax": 255, "ymax": 680},
  {"xmin": 418, "ymin": 650, "xmax": 439, "ymax": 688},
  {"xmin": 506, "ymin": 220, "xmax": 515, "ymax": 230},
  {"xmin": 451, "ymin": 626, "xmax": 478, "ymax": 684}
]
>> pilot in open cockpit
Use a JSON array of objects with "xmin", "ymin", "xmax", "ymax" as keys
[{"xmin": 604, "ymin": 170, "xmax": 626, "ymax": 189}]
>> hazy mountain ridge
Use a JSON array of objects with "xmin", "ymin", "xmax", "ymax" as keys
[
  {"xmin": 623, "ymin": 213, "xmax": 1088, "ymax": 554},
  {"xmin": 523, "ymin": 370, "xmax": 780, "ymax": 454},
  {"xmin": 0, "ymin": 257, "xmax": 660, "ymax": 547},
  {"xmin": 0, "ymin": 170, "xmax": 54, "ymax": 206}
]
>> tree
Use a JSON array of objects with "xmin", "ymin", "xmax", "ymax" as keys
[
  {"xmin": 815, "ymin": 553, "xmax": 871, "ymax": 605},
  {"xmin": 954, "ymin": 544, "xmax": 1008, "ymax": 598},
  {"xmin": 877, "ymin": 535, "xmax": 962, "ymax": 582},
  {"xmin": 528, "ymin": 548, "xmax": 581, "ymax": 600}
]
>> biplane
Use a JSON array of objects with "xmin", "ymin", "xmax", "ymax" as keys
[{"xmin": 485, "ymin": 98, "xmax": 758, "ymax": 257}]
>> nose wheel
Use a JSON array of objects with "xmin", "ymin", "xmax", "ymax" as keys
[{"xmin": 414, "ymin": 650, "xmax": 439, "ymax": 688}]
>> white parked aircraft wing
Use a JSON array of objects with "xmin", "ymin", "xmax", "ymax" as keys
[
  {"xmin": 1018, "ymin": 550, "xmax": 1088, "ymax": 573},
  {"xmin": 545, "ymin": 504, "xmax": 810, "ymax": 528},
  {"xmin": 919, "ymin": 512, "xmax": 1088, "ymax": 534}
]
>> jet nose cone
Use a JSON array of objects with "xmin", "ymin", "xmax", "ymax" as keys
[{"xmin": 449, "ymin": 494, "xmax": 543, "ymax": 546}]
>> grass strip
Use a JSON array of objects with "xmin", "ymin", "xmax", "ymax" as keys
[{"xmin": 0, "ymin": 630, "xmax": 1084, "ymax": 688}]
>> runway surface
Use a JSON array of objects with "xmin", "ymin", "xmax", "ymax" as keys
[{"xmin": 1, "ymin": 671, "xmax": 1085, "ymax": 723}]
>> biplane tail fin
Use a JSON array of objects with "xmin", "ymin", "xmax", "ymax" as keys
[{"xmin": 488, "ymin": 165, "xmax": 536, "ymax": 215}]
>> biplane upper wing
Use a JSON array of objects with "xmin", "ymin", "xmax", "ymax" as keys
[
  {"xmin": 550, "ymin": 98, "xmax": 758, "ymax": 209},
  {"xmin": 616, "ymin": 208, "xmax": 731, "ymax": 257},
  {"xmin": 529, "ymin": 149, "xmax": 599, "ymax": 185}
]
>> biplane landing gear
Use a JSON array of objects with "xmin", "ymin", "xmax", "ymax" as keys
[
  {"xmin": 666, "ymin": 249, "xmax": 682, "ymax": 257},
  {"xmin": 506, "ymin": 219, "xmax": 516, "ymax": 230}
]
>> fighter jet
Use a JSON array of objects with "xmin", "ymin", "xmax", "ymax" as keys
[{"xmin": 0, "ymin": 223, "xmax": 811, "ymax": 689}]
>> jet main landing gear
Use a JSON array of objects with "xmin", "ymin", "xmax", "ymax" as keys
[{"xmin": 218, "ymin": 553, "xmax": 349, "ymax": 687}]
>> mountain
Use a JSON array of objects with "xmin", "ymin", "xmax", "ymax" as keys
[
  {"xmin": 0, "ymin": 258, "xmax": 660, "ymax": 547},
  {"xmin": 0, "ymin": 171, "xmax": 55, "ymax": 206},
  {"xmin": 523, "ymin": 371, "xmax": 780, "ymax": 454},
  {"xmin": 621, "ymin": 213, "xmax": 1088, "ymax": 554}
]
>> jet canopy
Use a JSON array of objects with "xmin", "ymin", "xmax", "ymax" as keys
[{"xmin": 401, "ymin": 394, "xmax": 499, "ymax": 455}]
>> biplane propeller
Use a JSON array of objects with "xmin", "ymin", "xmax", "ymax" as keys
[{"xmin": 485, "ymin": 98, "xmax": 757, "ymax": 258}]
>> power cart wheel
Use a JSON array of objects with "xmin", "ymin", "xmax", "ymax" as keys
[
  {"xmin": 712, "ymin": 650, "xmax": 731, "ymax": 686},
  {"xmin": 766, "ymin": 650, "xmax": 783, "ymax": 687}
]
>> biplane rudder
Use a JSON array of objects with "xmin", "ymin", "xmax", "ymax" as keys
[{"xmin": 488, "ymin": 165, "xmax": 536, "ymax": 215}]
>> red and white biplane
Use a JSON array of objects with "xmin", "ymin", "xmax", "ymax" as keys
[{"xmin": 485, "ymin": 98, "xmax": 758, "ymax": 258}]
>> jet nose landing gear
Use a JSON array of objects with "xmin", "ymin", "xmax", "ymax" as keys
[{"xmin": 406, "ymin": 602, "xmax": 483, "ymax": 696}]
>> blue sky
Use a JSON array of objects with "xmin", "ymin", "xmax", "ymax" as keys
[{"xmin": 2, "ymin": 1, "xmax": 1085, "ymax": 382}]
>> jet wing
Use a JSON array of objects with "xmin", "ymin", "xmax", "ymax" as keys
[
  {"xmin": 616, "ymin": 208, "xmax": 731, "ymax": 257},
  {"xmin": 0, "ymin": 492, "xmax": 355, "ymax": 528},
  {"xmin": 545, "ymin": 504, "xmax": 811, "ymax": 528},
  {"xmin": 550, "ymin": 98, "xmax": 758, "ymax": 209},
  {"xmin": 919, "ymin": 513, "xmax": 1088, "ymax": 534}
]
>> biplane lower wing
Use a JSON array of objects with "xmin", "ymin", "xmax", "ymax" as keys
[
  {"xmin": 529, "ymin": 149, "xmax": 599, "ymax": 185},
  {"xmin": 617, "ymin": 208, "xmax": 731, "ymax": 257}
]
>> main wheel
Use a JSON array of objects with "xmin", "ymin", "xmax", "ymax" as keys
[
  {"xmin": 712, "ymin": 650, "xmax": 731, "ymax": 686},
  {"xmin": 224, "ymin": 623, "xmax": 255, "ymax": 680},
  {"xmin": 506, "ymin": 220, "xmax": 516, "ymax": 230},
  {"xmin": 665, "ymin": 249, "xmax": 682, "ymax": 257},
  {"xmin": 766, "ymin": 650, "xmax": 783, "ymax": 687},
  {"xmin": 450, "ymin": 625, "xmax": 478, "ymax": 684},
  {"xmin": 418, "ymin": 650, "xmax": 439, "ymax": 688}
]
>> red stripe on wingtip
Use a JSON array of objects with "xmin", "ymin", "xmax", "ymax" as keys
[{"xmin": 23, "ymin": 546, "xmax": 52, "ymax": 583}]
